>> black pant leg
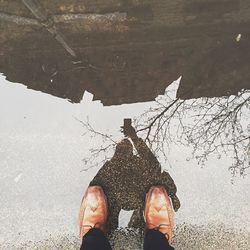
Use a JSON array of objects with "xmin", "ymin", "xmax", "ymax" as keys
[
  {"xmin": 143, "ymin": 229, "xmax": 175, "ymax": 250},
  {"xmin": 80, "ymin": 228, "xmax": 112, "ymax": 250}
]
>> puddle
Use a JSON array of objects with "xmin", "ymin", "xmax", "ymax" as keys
[{"xmin": 0, "ymin": 1, "xmax": 250, "ymax": 249}]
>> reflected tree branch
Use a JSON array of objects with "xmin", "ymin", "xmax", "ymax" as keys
[
  {"xmin": 136, "ymin": 89, "xmax": 250, "ymax": 177},
  {"xmin": 74, "ymin": 116, "xmax": 117, "ymax": 171},
  {"xmin": 75, "ymin": 88, "xmax": 250, "ymax": 177}
]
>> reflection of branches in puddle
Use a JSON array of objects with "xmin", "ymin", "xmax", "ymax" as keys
[
  {"xmin": 74, "ymin": 117, "xmax": 117, "ymax": 172},
  {"xmin": 135, "ymin": 89, "xmax": 250, "ymax": 177},
  {"xmin": 74, "ymin": 88, "xmax": 250, "ymax": 177}
]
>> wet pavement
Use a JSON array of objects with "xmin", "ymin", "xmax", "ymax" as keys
[
  {"xmin": 0, "ymin": 76, "xmax": 249, "ymax": 249},
  {"xmin": 1, "ymin": 225, "xmax": 250, "ymax": 249},
  {"xmin": 1, "ymin": 1, "xmax": 250, "ymax": 250},
  {"xmin": 1, "ymin": 1, "xmax": 250, "ymax": 104}
]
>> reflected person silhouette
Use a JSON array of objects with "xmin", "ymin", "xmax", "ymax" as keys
[{"xmin": 87, "ymin": 122, "xmax": 180, "ymax": 232}]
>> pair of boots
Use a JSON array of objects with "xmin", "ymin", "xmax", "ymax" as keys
[{"xmin": 79, "ymin": 185, "xmax": 174, "ymax": 247}]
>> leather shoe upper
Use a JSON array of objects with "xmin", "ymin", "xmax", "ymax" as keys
[
  {"xmin": 79, "ymin": 186, "xmax": 108, "ymax": 239},
  {"xmin": 144, "ymin": 186, "xmax": 174, "ymax": 243}
]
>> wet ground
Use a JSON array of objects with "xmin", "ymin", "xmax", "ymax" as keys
[
  {"xmin": 2, "ymin": 225, "xmax": 250, "ymax": 250},
  {"xmin": 1, "ymin": 1, "xmax": 250, "ymax": 250},
  {"xmin": 1, "ymin": 1, "xmax": 250, "ymax": 104}
]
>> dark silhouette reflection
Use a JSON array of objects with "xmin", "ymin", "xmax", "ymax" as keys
[{"xmin": 90, "ymin": 123, "xmax": 180, "ymax": 232}]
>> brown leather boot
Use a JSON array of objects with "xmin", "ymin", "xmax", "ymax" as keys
[
  {"xmin": 144, "ymin": 186, "xmax": 174, "ymax": 244},
  {"xmin": 79, "ymin": 186, "xmax": 108, "ymax": 239}
]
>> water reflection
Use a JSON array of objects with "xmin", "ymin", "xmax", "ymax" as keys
[
  {"xmin": 79, "ymin": 82, "xmax": 249, "ymax": 178},
  {"xmin": 1, "ymin": 0, "xmax": 250, "ymax": 248},
  {"xmin": 90, "ymin": 123, "xmax": 180, "ymax": 231},
  {"xmin": 135, "ymin": 88, "xmax": 250, "ymax": 176},
  {"xmin": 1, "ymin": 0, "xmax": 249, "ymax": 105},
  {"xmin": 76, "ymin": 85, "xmax": 249, "ymax": 235}
]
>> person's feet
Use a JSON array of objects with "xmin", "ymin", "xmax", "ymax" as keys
[
  {"xmin": 79, "ymin": 186, "xmax": 108, "ymax": 239},
  {"xmin": 144, "ymin": 186, "xmax": 174, "ymax": 244}
]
